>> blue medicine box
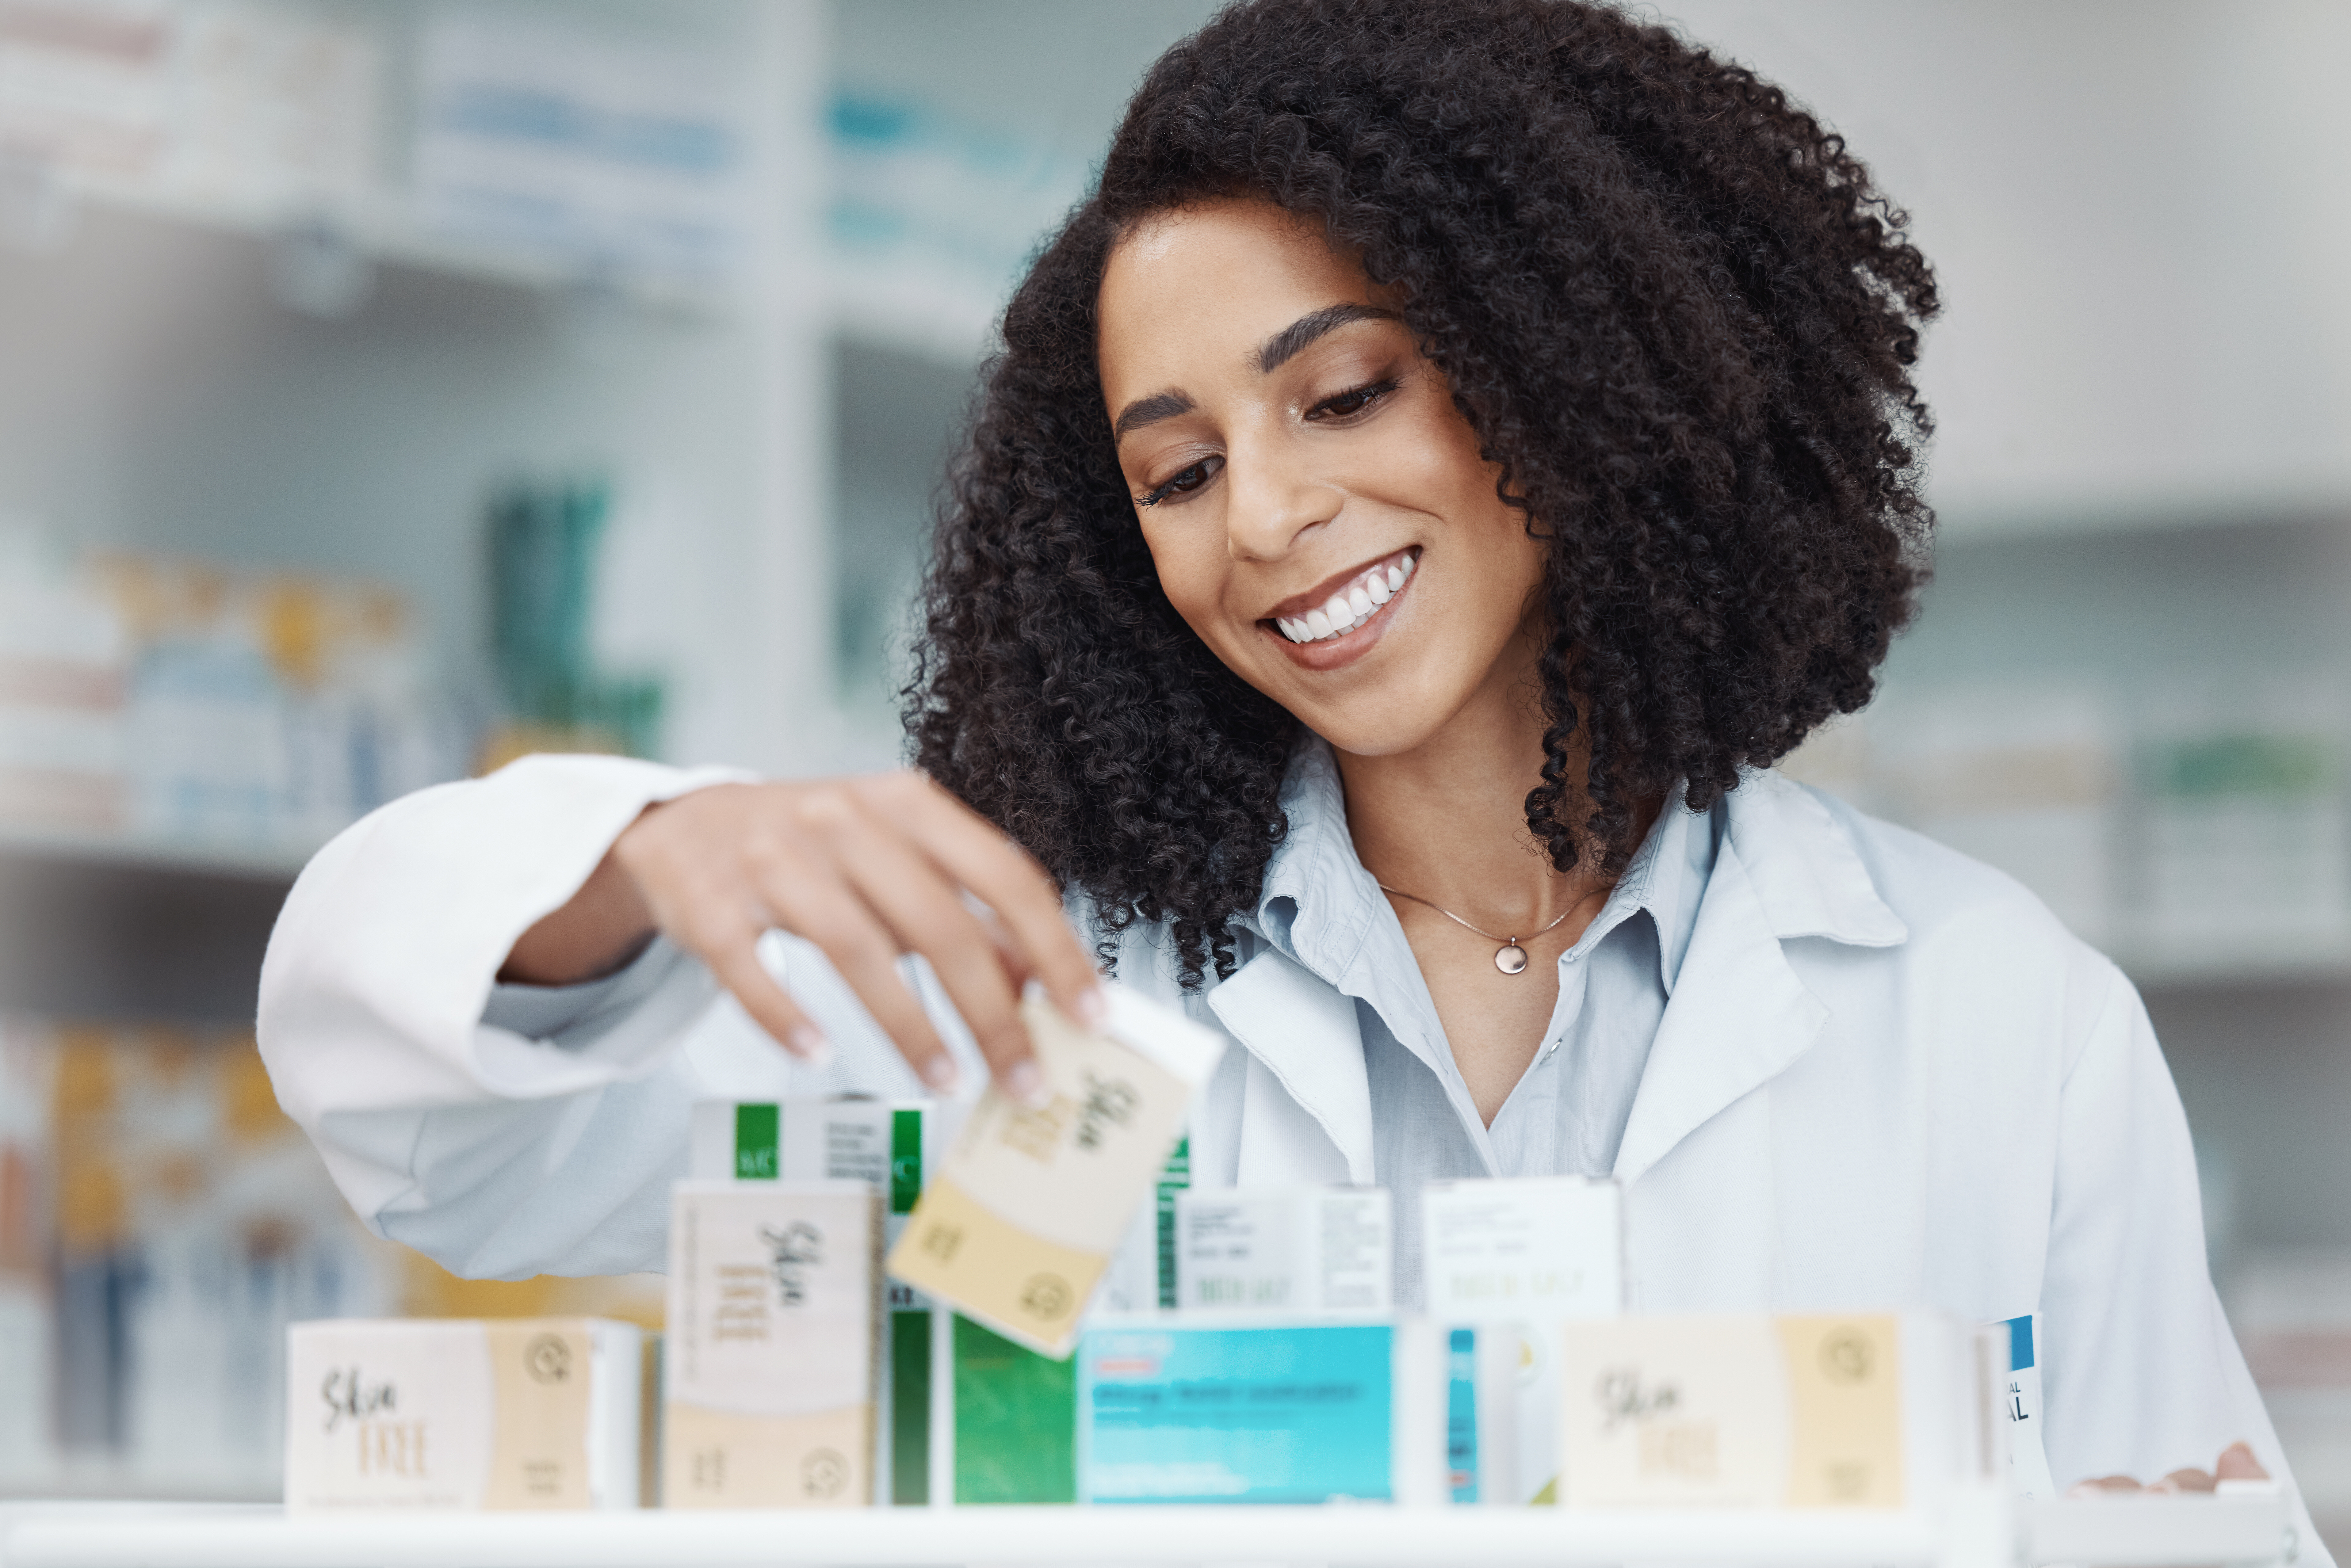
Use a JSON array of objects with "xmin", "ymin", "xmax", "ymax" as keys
[{"xmin": 1076, "ymin": 1322, "xmax": 1395, "ymax": 1504}]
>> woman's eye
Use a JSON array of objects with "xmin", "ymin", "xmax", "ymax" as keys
[
  {"xmin": 1306, "ymin": 378, "xmax": 1398, "ymax": 422},
  {"xmin": 1137, "ymin": 456, "xmax": 1221, "ymax": 507}
]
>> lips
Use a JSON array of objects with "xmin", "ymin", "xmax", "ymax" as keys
[{"xmin": 1270, "ymin": 548, "xmax": 1417, "ymax": 644}]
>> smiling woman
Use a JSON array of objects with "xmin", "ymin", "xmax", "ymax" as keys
[
  {"xmin": 910, "ymin": 2, "xmax": 1933, "ymax": 998},
  {"xmin": 258, "ymin": 0, "xmax": 2315, "ymax": 1530}
]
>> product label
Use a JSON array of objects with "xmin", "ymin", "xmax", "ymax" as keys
[
  {"xmin": 1558, "ymin": 1313, "xmax": 1908, "ymax": 1509},
  {"xmin": 1447, "ymin": 1327, "xmax": 1480, "ymax": 1503},
  {"xmin": 734, "ymin": 1103, "xmax": 779, "ymax": 1180},
  {"xmin": 1777, "ymin": 1316, "xmax": 1904, "ymax": 1508},
  {"xmin": 1174, "ymin": 1187, "xmax": 1392, "ymax": 1313},
  {"xmin": 888, "ymin": 994, "xmax": 1217, "ymax": 1356},
  {"xmin": 289, "ymin": 1325, "xmax": 493, "ymax": 1509},
  {"xmin": 1077, "ymin": 1324, "xmax": 1394, "ymax": 1504},
  {"xmin": 664, "ymin": 1182, "xmax": 879, "ymax": 1509},
  {"xmin": 284, "ymin": 1318, "xmax": 628, "ymax": 1513},
  {"xmin": 482, "ymin": 1322, "xmax": 593, "ymax": 1509},
  {"xmin": 1999, "ymin": 1312, "xmax": 2055, "ymax": 1499},
  {"xmin": 1154, "ymin": 1137, "xmax": 1190, "ymax": 1310},
  {"xmin": 1422, "ymin": 1176, "xmax": 1622, "ymax": 1321}
]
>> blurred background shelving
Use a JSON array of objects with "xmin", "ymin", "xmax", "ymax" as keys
[{"xmin": 0, "ymin": 0, "xmax": 2346, "ymax": 1550}]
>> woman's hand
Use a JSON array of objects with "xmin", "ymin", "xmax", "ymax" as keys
[
  {"xmin": 500, "ymin": 774, "xmax": 1105, "ymax": 1105},
  {"xmin": 2069, "ymin": 1441, "xmax": 2269, "ymax": 1496}
]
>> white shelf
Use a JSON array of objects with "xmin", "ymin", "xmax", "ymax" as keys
[
  {"xmin": 0, "ymin": 822, "xmax": 324, "ymax": 882},
  {"xmin": 2118, "ymin": 938, "xmax": 2351, "ymax": 991},
  {"xmin": 52, "ymin": 174, "xmax": 746, "ymax": 321},
  {"xmin": 0, "ymin": 1490, "xmax": 2298, "ymax": 1568}
]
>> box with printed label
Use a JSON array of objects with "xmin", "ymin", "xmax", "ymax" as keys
[
  {"xmin": 1421, "ymin": 1175, "xmax": 1624, "ymax": 1505},
  {"xmin": 1173, "ymin": 1186, "xmax": 1391, "ymax": 1313},
  {"xmin": 663, "ymin": 1180, "xmax": 880, "ymax": 1509},
  {"xmin": 1075, "ymin": 1318, "xmax": 1440, "ymax": 1505},
  {"xmin": 1421, "ymin": 1176, "xmax": 1623, "ymax": 1321},
  {"xmin": 688, "ymin": 1097, "xmax": 955, "ymax": 1503},
  {"xmin": 284, "ymin": 1317, "xmax": 640, "ymax": 1512},
  {"xmin": 1558, "ymin": 1312, "xmax": 1978, "ymax": 1509},
  {"xmin": 886, "ymin": 989, "xmax": 1224, "ymax": 1357}
]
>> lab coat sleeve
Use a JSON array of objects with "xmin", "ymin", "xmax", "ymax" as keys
[
  {"xmin": 2040, "ymin": 958, "xmax": 2327, "ymax": 1558},
  {"xmin": 257, "ymin": 752, "xmax": 752, "ymax": 1280}
]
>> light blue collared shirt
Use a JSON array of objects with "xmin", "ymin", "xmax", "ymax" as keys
[{"xmin": 1235, "ymin": 740, "xmax": 1720, "ymax": 1207}]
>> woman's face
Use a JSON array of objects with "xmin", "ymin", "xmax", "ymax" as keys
[{"xmin": 1097, "ymin": 198, "xmax": 1546, "ymax": 757}]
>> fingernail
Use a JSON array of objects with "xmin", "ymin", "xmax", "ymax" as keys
[
  {"xmin": 1074, "ymin": 986, "xmax": 1111, "ymax": 1032},
  {"xmin": 787, "ymin": 1025, "xmax": 834, "ymax": 1068},
  {"xmin": 921, "ymin": 1054, "xmax": 959, "ymax": 1094},
  {"xmin": 1005, "ymin": 1059, "xmax": 1052, "ymax": 1110}
]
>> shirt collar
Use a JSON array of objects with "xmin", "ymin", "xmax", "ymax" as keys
[
  {"xmin": 1248, "ymin": 739, "xmax": 1894, "ymax": 981},
  {"xmin": 1251, "ymin": 738, "xmax": 1718, "ymax": 987}
]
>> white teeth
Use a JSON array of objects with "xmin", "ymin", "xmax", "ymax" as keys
[{"xmin": 1279, "ymin": 553, "xmax": 1420, "ymax": 645}]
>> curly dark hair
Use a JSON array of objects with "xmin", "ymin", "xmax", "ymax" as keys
[{"xmin": 906, "ymin": 0, "xmax": 1938, "ymax": 986}]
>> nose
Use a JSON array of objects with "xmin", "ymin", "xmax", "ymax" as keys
[{"xmin": 1222, "ymin": 438, "xmax": 1342, "ymax": 563}]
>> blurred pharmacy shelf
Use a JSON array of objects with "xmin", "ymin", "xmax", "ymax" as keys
[
  {"xmin": 39, "ymin": 178, "xmax": 742, "ymax": 323},
  {"xmin": 0, "ymin": 823, "xmax": 319, "ymax": 885},
  {"xmin": 0, "ymin": 1490, "xmax": 2300, "ymax": 1568}
]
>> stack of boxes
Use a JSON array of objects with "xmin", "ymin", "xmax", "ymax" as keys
[{"xmin": 277, "ymin": 987, "xmax": 2009, "ymax": 1514}]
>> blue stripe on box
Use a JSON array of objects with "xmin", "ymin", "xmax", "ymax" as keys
[{"xmin": 2006, "ymin": 1313, "xmax": 2034, "ymax": 1372}]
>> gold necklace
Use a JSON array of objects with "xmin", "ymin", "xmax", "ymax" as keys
[{"xmin": 1376, "ymin": 883, "xmax": 1604, "ymax": 975}]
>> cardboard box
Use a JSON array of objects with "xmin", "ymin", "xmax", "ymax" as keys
[
  {"xmin": 1173, "ymin": 1186, "xmax": 1392, "ymax": 1313},
  {"xmin": 1421, "ymin": 1175, "xmax": 1625, "ymax": 1504},
  {"xmin": 1421, "ymin": 1176, "xmax": 1623, "ymax": 1321},
  {"xmin": 688, "ymin": 1097, "xmax": 956, "ymax": 1504},
  {"xmin": 663, "ymin": 1181, "xmax": 880, "ymax": 1508},
  {"xmin": 1074, "ymin": 1317, "xmax": 1441, "ymax": 1505},
  {"xmin": 1558, "ymin": 1311, "xmax": 1979, "ymax": 1509},
  {"xmin": 886, "ymin": 989, "xmax": 1223, "ymax": 1356},
  {"xmin": 284, "ymin": 1317, "xmax": 640, "ymax": 1511}
]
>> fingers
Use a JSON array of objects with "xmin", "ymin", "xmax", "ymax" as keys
[
  {"xmin": 2068, "ymin": 1475, "xmax": 2146, "ymax": 1497},
  {"xmin": 2215, "ymin": 1442, "xmax": 2269, "ymax": 1482},
  {"xmin": 2063, "ymin": 1444, "xmax": 2269, "ymax": 1499},
  {"xmin": 698, "ymin": 931, "xmax": 833, "ymax": 1068},
  {"xmin": 876, "ymin": 773, "xmax": 1107, "ymax": 1028},
  {"xmin": 805, "ymin": 791, "xmax": 1053, "ymax": 1108},
  {"xmin": 751, "ymin": 859, "xmax": 965, "ymax": 1097}
]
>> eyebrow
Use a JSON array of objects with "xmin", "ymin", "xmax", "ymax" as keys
[
  {"xmin": 1112, "ymin": 390, "xmax": 1195, "ymax": 440},
  {"xmin": 1254, "ymin": 302, "xmax": 1398, "ymax": 374},
  {"xmin": 1111, "ymin": 302, "xmax": 1402, "ymax": 443}
]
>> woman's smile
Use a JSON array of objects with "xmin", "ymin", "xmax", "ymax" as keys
[{"xmin": 1263, "ymin": 546, "xmax": 1420, "ymax": 669}]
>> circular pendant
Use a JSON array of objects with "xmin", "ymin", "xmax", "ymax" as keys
[{"xmin": 1494, "ymin": 942, "xmax": 1529, "ymax": 975}]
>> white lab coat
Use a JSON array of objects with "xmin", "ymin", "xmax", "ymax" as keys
[{"xmin": 256, "ymin": 753, "xmax": 2324, "ymax": 1548}]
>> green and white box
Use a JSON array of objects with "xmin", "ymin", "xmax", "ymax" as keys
[
  {"xmin": 1173, "ymin": 1186, "xmax": 1392, "ymax": 1312},
  {"xmin": 687, "ymin": 1098, "xmax": 956, "ymax": 1504}
]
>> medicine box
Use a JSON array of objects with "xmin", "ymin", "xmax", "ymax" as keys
[
  {"xmin": 1173, "ymin": 1186, "xmax": 1392, "ymax": 1313},
  {"xmin": 887, "ymin": 990, "xmax": 1224, "ymax": 1356},
  {"xmin": 285, "ymin": 1317, "xmax": 640, "ymax": 1512},
  {"xmin": 1557, "ymin": 1311, "xmax": 1981, "ymax": 1509},
  {"xmin": 1420, "ymin": 1175, "xmax": 1623, "ymax": 1321},
  {"xmin": 1074, "ymin": 1317, "xmax": 1443, "ymax": 1505},
  {"xmin": 663, "ymin": 1180, "xmax": 880, "ymax": 1509},
  {"xmin": 689, "ymin": 1097, "xmax": 954, "ymax": 1502}
]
